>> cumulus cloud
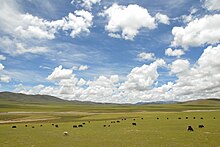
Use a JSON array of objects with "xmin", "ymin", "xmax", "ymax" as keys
[
  {"xmin": 0, "ymin": 76, "xmax": 10, "ymax": 83},
  {"xmin": 120, "ymin": 59, "xmax": 166, "ymax": 91},
  {"xmin": 72, "ymin": 65, "xmax": 89, "ymax": 71},
  {"xmin": 155, "ymin": 13, "xmax": 170, "ymax": 25},
  {"xmin": 0, "ymin": 0, "xmax": 93, "ymax": 56},
  {"xmin": 169, "ymin": 59, "xmax": 190, "ymax": 74},
  {"xmin": 169, "ymin": 44, "xmax": 220, "ymax": 100},
  {"xmin": 101, "ymin": 4, "xmax": 157, "ymax": 40},
  {"xmin": 16, "ymin": 60, "xmax": 170, "ymax": 103},
  {"xmin": 78, "ymin": 65, "xmax": 89, "ymax": 71},
  {"xmin": 77, "ymin": 78, "xmax": 86, "ymax": 86},
  {"xmin": 13, "ymin": 45, "xmax": 220, "ymax": 103},
  {"xmin": 0, "ymin": 63, "xmax": 11, "ymax": 83},
  {"xmin": 0, "ymin": 0, "xmax": 93, "ymax": 40},
  {"xmin": 0, "ymin": 64, "xmax": 4, "ymax": 71},
  {"xmin": 16, "ymin": 44, "xmax": 220, "ymax": 103},
  {"xmin": 0, "ymin": 37, "xmax": 49, "ymax": 56},
  {"xmin": 80, "ymin": 75, "xmax": 120, "ymax": 102},
  {"xmin": 137, "ymin": 52, "xmax": 156, "ymax": 61},
  {"xmin": 15, "ymin": 10, "xmax": 93, "ymax": 39},
  {"xmin": 0, "ymin": 55, "xmax": 6, "ymax": 61},
  {"xmin": 71, "ymin": 0, "xmax": 101, "ymax": 10},
  {"xmin": 165, "ymin": 48, "xmax": 185, "ymax": 57},
  {"xmin": 61, "ymin": 10, "xmax": 93, "ymax": 38},
  {"xmin": 47, "ymin": 65, "xmax": 73, "ymax": 81},
  {"xmin": 181, "ymin": 8, "xmax": 198, "ymax": 23},
  {"xmin": 203, "ymin": 0, "xmax": 220, "ymax": 11},
  {"xmin": 172, "ymin": 14, "xmax": 220, "ymax": 48}
]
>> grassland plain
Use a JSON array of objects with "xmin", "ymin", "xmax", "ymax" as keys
[
  {"xmin": 0, "ymin": 94, "xmax": 220, "ymax": 147},
  {"xmin": 0, "ymin": 111, "xmax": 220, "ymax": 147}
]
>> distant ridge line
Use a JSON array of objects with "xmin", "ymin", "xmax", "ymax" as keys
[{"xmin": 0, "ymin": 91, "xmax": 219, "ymax": 105}]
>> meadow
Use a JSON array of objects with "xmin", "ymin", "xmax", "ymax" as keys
[{"xmin": 0, "ymin": 98, "xmax": 220, "ymax": 147}]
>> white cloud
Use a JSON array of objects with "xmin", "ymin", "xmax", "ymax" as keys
[
  {"xmin": 0, "ymin": 1, "xmax": 93, "ymax": 57},
  {"xmin": 71, "ymin": 0, "xmax": 101, "ymax": 10},
  {"xmin": 0, "ymin": 64, "xmax": 4, "ymax": 71},
  {"xmin": 81, "ymin": 75, "xmax": 120, "ymax": 102},
  {"xmin": 165, "ymin": 48, "xmax": 185, "ymax": 57},
  {"xmin": 0, "ymin": 1, "xmax": 93, "ymax": 40},
  {"xmin": 14, "ymin": 14, "xmax": 56, "ymax": 40},
  {"xmin": 137, "ymin": 52, "xmax": 156, "ymax": 61},
  {"xmin": 203, "ymin": 0, "xmax": 220, "ymax": 11},
  {"xmin": 61, "ymin": 10, "xmax": 93, "ymax": 38},
  {"xmin": 26, "ymin": 84, "xmax": 45, "ymax": 95},
  {"xmin": 0, "ymin": 55, "xmax": 6, "ymax": 61},
  {"xmin": 0, "ymin": 63, "xmax": 11, "ymax": 83},
  {"xmin": 155, "ymin": 13, "xmax": 170, "ymax": 25},
  {"xmin": 15, "ymin": 10, "xmax": 93, "ymax": 39},
  {"xmin": 0, "ymin": 0, "xmax": 21, "ymax": 34},
  {"xmin": 172, "ymin": 14, "xmax": 220, "ymax": 48},
  {"xmin": 169, "ymin": 44, "xmax": 220, "ymax": 100},
  {"xmin": 169, "ymin": 59, "xmax": 190, "ymax": 74},
  {"xmin": 0, "ymin": 37, "xmax": 49, "ymax": 55},
  {"xmin": 120, "ymin": 59, "xmax": 166, "ymax": 91},
  {"xmin": 47, "ymin": 65, "xmax": 73, "ymax": 81},
  {"xmin": 77, "ymin": 78, "xmax": 86, "ymax": 86},
  {"xmin": 102, "ymin": 4, "xmax": 157, "ymax": 40},
  {"xmin": 78, "ymin": 65, "xmax": 89, "ymax": 71},
  {"xmin": 13, "ymin": 45, "xmax": 220, "ymax": 103},
  {"xmin": 181, "ymin": 8, "xmax": 198, "ymax": 23}
]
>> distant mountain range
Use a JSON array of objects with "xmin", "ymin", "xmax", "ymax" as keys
[{"xmin": 0, "ymin": 91, "xmax": 219, "ymax": 105}]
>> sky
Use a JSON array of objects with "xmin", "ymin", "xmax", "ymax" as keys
[{"xmin": 0, "ymin": 0, "xmax": 220, "ymax": 103}]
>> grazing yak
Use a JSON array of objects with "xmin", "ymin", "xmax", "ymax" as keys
[
  {"xmin": 63, "ymin": 131, "xmax": 68, "ymax": 136},
  {"xmin": 198, "ymin": 125, "xmax": 204, "ymax": 128},
  {"xmin": 82, "ymin": 123, "xmax": 86, "ymax": 125},
  {"xmin": 12, "ymin": 126, "xmax": 17, "ymax": 128},
  {"xmin": 116, "ymin": 121, "xmax": 120, "ymax": 123},
  {"xmin": 103, "ymin": 125, "xmax": 106, "ymax": 127},
  {"xmin": 55, "ymin": 125, "xmax": 59, "ymax": 128},
  {"xmin": 78, "ymin": 125, "xmax": 83, "ymax": 127},
  {"xmin": 73, "ymin": 125, "xmax": 77, "ymax": 128},
  {"xmin": 187, "ymin": 126, "xmax": 194, "ymax": 131},
  {"xmin": 32, "ymin": 126, "xmax": 35, "ymax": 128},
  {"xmin": 132, "ymin": 123, "xmax": 136, "ymax": 126},
  {"xmin": 186, "ymin": 117, "xmax": 188, "ymax": 119},
  {"xmin": 25, "ymin": 125, "xmax": 27, "ymax": 127}
]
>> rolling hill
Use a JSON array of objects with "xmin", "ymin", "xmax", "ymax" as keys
[
  {"xmin": 0, "ymin": 91, "xmax": 220, "ymax": 105},
  {"xmin": 0, "ymin": 92, "xmax": 67, "ymax": 104}
]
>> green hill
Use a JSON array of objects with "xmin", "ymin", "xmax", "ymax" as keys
[
  {"xmin": 0, "ymin": 92, "xmax": 67, "ymax": 104},
  {"xmin": 179, "ymin": 98, "xmax": 220, "ymax": 106},
  {"xmin": 0, "ymin": 92, "xmax": 219, "ymax": 113}
]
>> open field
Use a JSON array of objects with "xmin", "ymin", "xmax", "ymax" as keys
[
  {"xmin": 0, "ymin": 111, "xmax": 220, "ymax": 147},
  {"xmin": 0, "ymin": 94, "xmax": 220, "ymax": 146}
]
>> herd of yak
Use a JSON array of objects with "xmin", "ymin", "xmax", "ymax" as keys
[{"xmin": 10, "ymin": 116, "xmax": 216, "ymax": 135}]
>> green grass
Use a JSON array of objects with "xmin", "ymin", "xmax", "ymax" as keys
[
  {"xmin": 0, "ymin": 111, "xmax": 220, "ymax": 147},
  {"xmin": 0, "ymin": 98, "xmax": 220, "ymax": 146}
]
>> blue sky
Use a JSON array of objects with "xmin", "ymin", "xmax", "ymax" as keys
[{"xmin": 0, "ymin": 0, "xmax": 220, "ymax": 103}]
